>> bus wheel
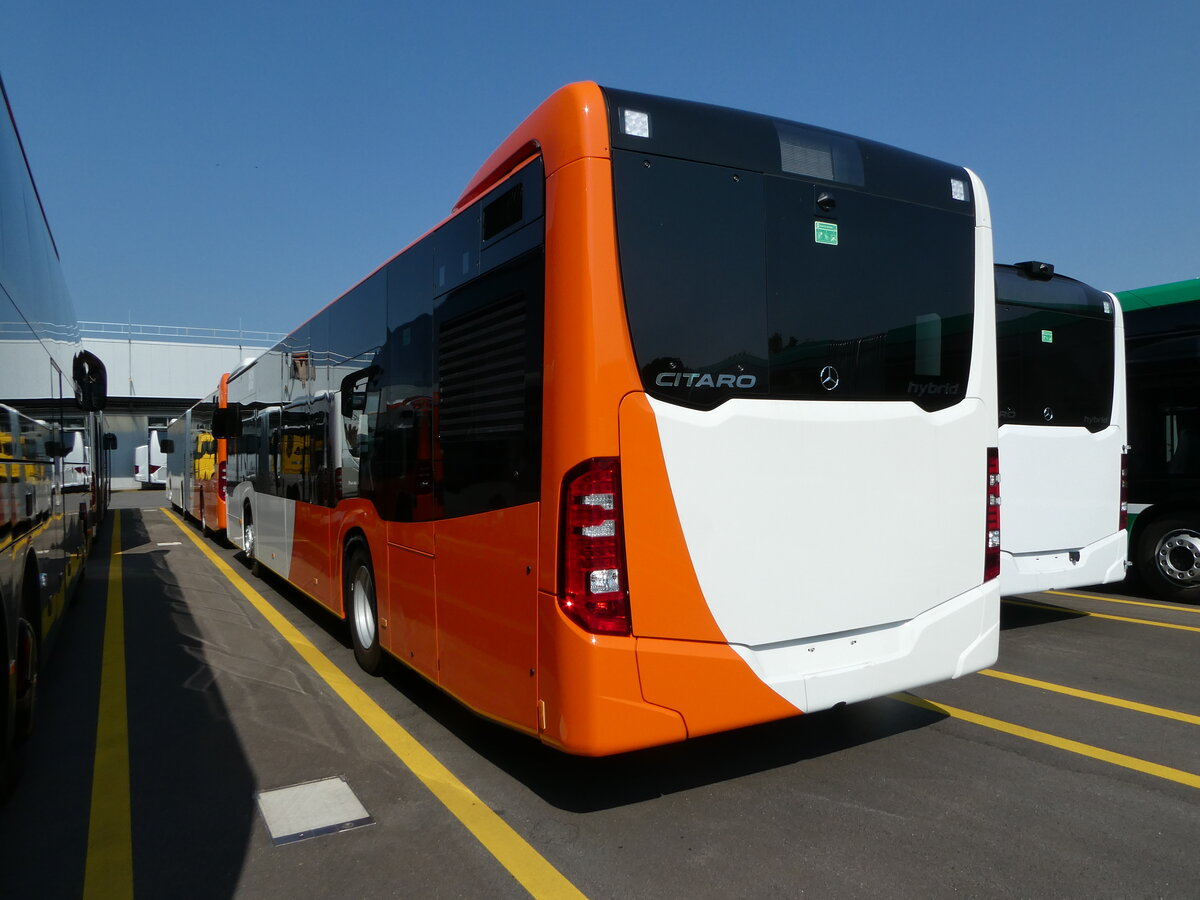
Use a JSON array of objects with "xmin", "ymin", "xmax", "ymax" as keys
[
  {"xmin": 243, "ymin": 511, "xmax": 260, "ymax": 576},
  {"xmin": 1136, "ymin": 514, "xmax": 1200, "ymax": 603},
  {"xmin": 345, "ymin": 543, "xmax": 383, "ymax": 674},
  {"xmin": 14, "ymin": 615, "xmax": 38, "ymax": 741}
]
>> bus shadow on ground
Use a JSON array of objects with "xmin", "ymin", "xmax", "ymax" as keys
[
  {"xmin": 379, "ymin": 658, "xmax": 946, "ymax": 814},
  {"xmin": 232, "ymin": 551, "xmax": 953, "ymax": 814},
  {"xmin": 999, "ymin": 598, "xmax": 1089, "ymax": 631},
  {"xmin": 0, "ymin": 508, "xmax": 257, "ymax": 899},
  {"xmin": 119, "ymin": 509, "xmax": 258, "ymax": 898}
]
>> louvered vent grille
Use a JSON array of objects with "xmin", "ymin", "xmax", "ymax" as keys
[{"xmin": 438, "ymin": 293, "xmax": 527, "ymax": 439}]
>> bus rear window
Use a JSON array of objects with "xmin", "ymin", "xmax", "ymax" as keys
[
  {"xmin": 995, "ymin": 266, "xmax": 1116, "ymax": 432},
  {"xmin": 611, "ymin": 150, "xmax": 976, "ymax": 411},
  {"xmin": 997, "ymin": 304, "xmax": 1115, "ymax": 431}
]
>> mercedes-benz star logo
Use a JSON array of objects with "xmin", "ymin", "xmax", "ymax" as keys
[
  {"xmin": 1043, "ymin": 407, "xmax": 1055, "ymax": 422},
  {"xmin": 819, "ymin": 365, "xmax": 840, "ymax": 391}
]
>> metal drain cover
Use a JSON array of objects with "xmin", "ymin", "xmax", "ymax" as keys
[{"xmin": 255, "ymin": 775, "xmax": 374, "ymax": 846}]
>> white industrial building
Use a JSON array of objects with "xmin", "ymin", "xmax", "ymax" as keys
[{"xmin": 81, "ymin": 322, "xmax": 283, "ymax": 490}]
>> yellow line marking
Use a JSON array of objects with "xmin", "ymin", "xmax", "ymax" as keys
[
  {"xmin": 981, "ymin": 669, "xmax": 1200, "ymax": 725},
  {"xmin": 895, "ymin": 693, "xmax": 1200, "ymax": 789},
  {"xmin": 160, "ymin": 508, "xmax": 587, "ymax": 900},
  {"xmin": 1046, "ymin": 589, "xmax": 1200, "ymax": 615},
  {"xmin": 83, "ymin": 512, "xmax": 134, "ymax": 899},
  {"xmin": 1003, "ymin": 597, "xmax": 1200, "ymax": 634}
]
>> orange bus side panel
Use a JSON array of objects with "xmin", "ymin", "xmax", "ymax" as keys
[
  {"xmin": 536, "ymin": 592, "xmax": 686, "ymax": 756},
  {"xmin": 383, "ymin": 535, "xmax": 438, "ymax": 683},
  {"xmin": 290, "ymin": 503, "xmax": 334, "ymax": 610},
  {"xmin": 385, "ymin": 519, "xmax": 435, "ymax": 558},
  {"xmin": 436, "ymin": 504, "xmax": 539, "ymax": 734},
  {"xmin": 457, "ymin": 82, "xmax": 610, "ymax": 211}
]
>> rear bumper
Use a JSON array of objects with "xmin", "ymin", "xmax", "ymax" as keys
[
  {"xmin": 539, "ymin": 582, "xmax": 1000, "ymax": 754},
  {"xmin": 999, "ymin": 530, "xmax": 1128, "ymax": 596},
  {"xmin": 638, "ymin": 581, "xmax": 999, "ymax": 734}
]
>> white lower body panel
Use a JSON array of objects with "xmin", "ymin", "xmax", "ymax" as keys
[
  {"xmin": 730, "ymin": 580, "xmax": 999, "ymax": 712},
  {"xmin": 999, "ymin": 530, "xmax": 1128, "ymax": 596}
]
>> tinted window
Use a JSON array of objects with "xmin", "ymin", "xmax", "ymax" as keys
[
  {"xmin": 996, "ymin": 305, "xmax": 1114, "ymax": 430},
  {"xmin": 435, "ymin": 251, "xmax": 544, "ymax": 518},
  {"xmin": 995, "ymin": 267, "xmax": 1115, "ymax": 431},
  {"xmin": 613, "ymin": 150, "xmax": 975, "ymax": 410}
]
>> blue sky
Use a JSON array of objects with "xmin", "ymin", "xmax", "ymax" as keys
[{"xmin": 2, "ymin": 1, "xmax": 1197, "ymax": 332}]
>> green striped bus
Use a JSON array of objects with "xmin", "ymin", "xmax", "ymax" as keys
[{"xmin": 1120, "ymin": 277, "xmax": 1200, "ymax": 602}]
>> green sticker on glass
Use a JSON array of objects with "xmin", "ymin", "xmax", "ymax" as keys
[
  {"xmin": 1041, "ymin": 330, "xmax": 1053, "ymax": 343},
  {"xmin": 815, "ymin": 221, "xmax": 839, "ymax": 245}
]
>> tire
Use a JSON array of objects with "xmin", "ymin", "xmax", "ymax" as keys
[
  {"xmin": 242, "ymin": 511, "xmax": 260, "ymax": 576},
  {"xmin": 345, "ymin": 543, "xmax": 383, "ymax": 674},
  {"xmin": 1135, "ymin": 512, "xmax": 1200, "ymax": 604},
  {"xmin": 14, "ymin": 613, "xmax": 38, "ymax": 742},
  {"xmin": 1, "ymin": 620, "xmax": 16, "ymax": 797}
]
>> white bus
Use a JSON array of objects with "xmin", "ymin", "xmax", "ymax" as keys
[
  {"xmin": 995, "ymin": 262, "xmax": 1128, "ymax": 595},
  {"xmin": 134, "ymin": 429, "xmax": 167, "ymax": 486}
]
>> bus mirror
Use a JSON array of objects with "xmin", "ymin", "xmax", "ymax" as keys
[
  {"xmin": 212, "ymin": 405, "xmax": 243, "ymax": 439},
  {"xmin": 339, "ymin": 365, "xmax": 379, "ymax": 418},
  {"xmin": 160, "ymin": 438, "xmax": 175, "ymax": 454},
  {"xmin": 73, "ymin": 350, "xmax": 109, "ymax": 411},
  {"xmin": 104, "ymin": 433, "xmax": 118, "ymax": 451}
]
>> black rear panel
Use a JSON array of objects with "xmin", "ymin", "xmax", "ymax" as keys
[
  {"xmin": 995, "ymin": 265, "xmax": 1116, "ymax": 431},
  {"xmin": 604, "ymin": 88, "xmax": 977, "ymax": 412}
]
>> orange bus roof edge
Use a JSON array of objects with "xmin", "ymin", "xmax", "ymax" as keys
[{"xmin": 455, "ymin": 82, "xmax": 610, "ymax": 211}]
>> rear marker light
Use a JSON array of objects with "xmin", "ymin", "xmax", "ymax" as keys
[
  {"xmin": 561, "ymin": 458, "xmax": 631, "ymax": 635},
  {"xmin": 985, "ymin": 448, "xmax": 1001, "ymax": 582},
  {"xmin": 622, "ymin": 109, "xmax": 651, "ymax": 138}
]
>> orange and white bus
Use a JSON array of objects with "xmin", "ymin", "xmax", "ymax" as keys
[
  {"xmin": 165, "ymin": 373, "xmax": 230, "ymax": 537},
  {"xmin": 216, "ymin": 83, "xmax": 1000, "ymax": 755}
]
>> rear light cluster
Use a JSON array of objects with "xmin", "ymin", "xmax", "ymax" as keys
[
  {"xmin": 1119, "ymin": 452, "xmax": 1129, "ymax": 531},
  {"xmin": 985, "ymin": 447, "xmax": 1001, "ymax": 582},
  {"xmin": 218, "ymin": 459, "xmax": 227, "ymax": 501},
  {"xmin": 561, "ymin": 458, "xmax": 631, "ymax": 635}
]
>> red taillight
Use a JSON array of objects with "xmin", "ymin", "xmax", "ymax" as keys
[
  {"xmin": 1119, "ymin": 451, "xmax": 1128, "ymax": 531},
  {"xmin": 985, "ymin": 447, "xmax": 1001, "ymax": 582},
  {"xmin": 334, "ymin": 466, "xmax": 343, "ymax": 502},
  {"xmin": 561, "ymin": 458, "xmax": 630, "ymax": 635},
  {"xmin": 218, "ymin": 459, "xmax": 227, "ymax": 500}
]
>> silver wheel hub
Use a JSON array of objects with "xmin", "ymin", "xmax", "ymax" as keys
[
  {"xmin": 244, "ymin": 522, "xmax": 255, "ymax": 558},
  {"xmin": 352, "ymin": 567, "xmax": 375, "ymax": 646},
  {"xmin": 1155, "ymin": 529, "xmax": 1200, "ymax": 585}
]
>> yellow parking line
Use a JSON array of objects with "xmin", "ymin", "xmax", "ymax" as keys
[
  {"xmin": 1003, "ymin": 597, "xmax": 1200, "ymax": 634},
  {"xmin": 980, "ymin": 669, "xmax": 1200, "ymax": 725},
  {"xmin": 83, "ymin": 512, "xmax": 134, "ymax": 900},
  {"xmin": 1045, "ymin": 589, "xmax": 1200, "ymax": 615},
  {"xmin": 895, "ymin": 693, "xmax": 1200, "ymax": 790},
  {"xmin": 160, "ymin": 508, "xmax": 587, "ymax": 900}
]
